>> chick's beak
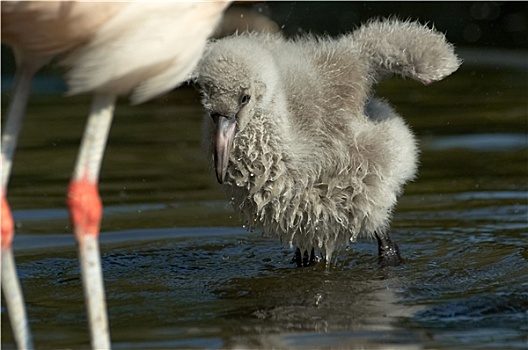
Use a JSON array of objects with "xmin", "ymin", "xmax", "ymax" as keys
[{"xmin": 213, "ymin": 113, "xmax": 237, "ymax": 184}]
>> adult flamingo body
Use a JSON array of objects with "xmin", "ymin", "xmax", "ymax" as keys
[{"xmin": 1, "ymin": 2, "xmax": 229, "ymax": 349}]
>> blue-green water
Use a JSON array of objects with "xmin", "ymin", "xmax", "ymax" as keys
[{"xmin": 1, "ymin": 54, "xmax": 527, "ymax": 349}]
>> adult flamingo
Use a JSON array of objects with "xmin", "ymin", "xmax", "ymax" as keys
[{"xmin": 1, "ymin": 2, "xmax": 229, "ymax": 348}]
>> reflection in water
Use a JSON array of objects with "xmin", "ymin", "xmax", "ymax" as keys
[
  {"xmin": 426, "ymin": 133, "xmax": 527, "ymax": 151},
  {"xmin": 1, "ymin": 61, "xmax": 527, "ymax": 348}
]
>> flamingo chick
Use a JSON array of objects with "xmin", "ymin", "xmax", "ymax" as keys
[
  {"xmin": 195, "ymin": 19, "xmax": 461, "ymax": 266},
  {"xmin": 1, "ymin": 2, "xmax": 229, "ymax": 349}
]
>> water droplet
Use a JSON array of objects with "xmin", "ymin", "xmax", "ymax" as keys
[{"xmin": 315, "ymin": 293, "xmax": 323, "ymax": 306}]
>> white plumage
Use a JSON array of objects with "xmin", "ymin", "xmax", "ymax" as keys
[
  {"xmin": 195, "ymin": 19, "xmax": 461, "ymax": 265},
  {"xmin": 63, "ymin": 2, "xmax": 228, "ymax": 104}
]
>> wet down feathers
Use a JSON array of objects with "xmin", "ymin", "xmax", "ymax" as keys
[{"xmin": 194, "ymin": 19, "xmax": 461, "ymax": 264}]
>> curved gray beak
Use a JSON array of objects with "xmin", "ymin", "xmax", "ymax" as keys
[{"xmin": 213, "ymin": 114, "xmax": 237, "ymax": 184}]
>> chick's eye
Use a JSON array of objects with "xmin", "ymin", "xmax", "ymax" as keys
[{"xmin": 240, "ymin": 94, "xmax": 251, "ymax": 106}]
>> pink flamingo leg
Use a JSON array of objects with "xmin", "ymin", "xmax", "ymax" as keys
[
  {"xmin": 1, "ymin": 60, "xmax": 38, "ymax": 350},
  {"xmin": 67, "ymin": 94, "xmax": 116, "ymax": 349}
]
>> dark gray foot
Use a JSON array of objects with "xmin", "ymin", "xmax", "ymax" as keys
[
  {"xmin": 375, "ymin": 231, "xmax": 402, "ymax": 267},
  {"xmin": 292, "ymin": 247, "xmax": 316, "ymax": 267}
]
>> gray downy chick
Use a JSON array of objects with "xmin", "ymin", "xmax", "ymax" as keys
[{"xmin": 194, "ymin": 18, "xmax": 461, "ymax": 266}]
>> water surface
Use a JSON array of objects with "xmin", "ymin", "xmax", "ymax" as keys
[{"xmin": 1, "ymin": 57, "xmax": 527, "ymax": 349}]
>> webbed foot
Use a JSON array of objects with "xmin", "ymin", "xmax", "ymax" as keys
[
  {"xmin": 292, "ymin": 247, "xmax": 316, "ymax": 267},
  {"xmin": 375, "ymin": 231, "xmax": 402, "ymax": 267}
]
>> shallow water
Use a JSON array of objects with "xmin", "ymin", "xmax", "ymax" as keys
[{"xmin": 1, "ymin": 58, "xmax": 527, "ymax": 349}]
